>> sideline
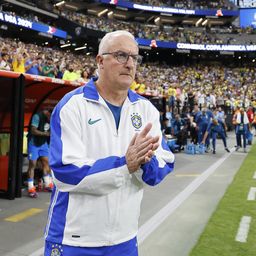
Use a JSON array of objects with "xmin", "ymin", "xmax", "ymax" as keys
[{"xmin": 27, "ymin": 148, "xmax": 235, "ymax": 256}]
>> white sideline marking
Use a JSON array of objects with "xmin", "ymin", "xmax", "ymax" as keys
[
  {"xmin": 235, "ymin": 216, "xmax": 251, "ymax": 243},
  {"xmin": 138, "ymin": 148, "xmax": 235, "ymax": 244},
  {"xmin": 27, "ymin": 148, "xmax": 234, "ymax": 256},
  {"xmin": 247, "ymin": 187, "xmax": 256, "ymax": 201},
  {"xmin": 253, "ymin": 171, "xmax": 256, "ymax": 179}
]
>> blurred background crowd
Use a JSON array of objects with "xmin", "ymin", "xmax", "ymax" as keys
[{"xmin": 1, "ymin": 36, "xmax": 255, "ymax": 113}]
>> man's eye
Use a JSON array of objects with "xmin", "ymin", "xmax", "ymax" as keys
[
  {"xmin": 131, "ymin": 55, "xmax": 137, "ymax": 61},
  {"xmin": 118, "ymin": 53, "xmax": 128, "ymax": 58}
]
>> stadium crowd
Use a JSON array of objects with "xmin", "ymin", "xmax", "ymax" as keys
[
  {"xmin": 0, "ymin": 36, "xmax": 255, "ymax": 105},
  {"xmin": 0, "ymin": 37, "xmax": 96, "ymax": 83},
  {"xmin": 61, "ymin": 11, "xmax": 256, "ymax": 45},
  {"xmin": 2, "ymin": 5, "xmax": 256, "ymax": 47},
  {"xmin": 0, "ymin": 36, "xmax": 256, "ymax": 153}
]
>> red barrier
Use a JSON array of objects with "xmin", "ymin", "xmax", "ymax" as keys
[
  {"xmin": 0, "ymin": 156, "xmax": 8, "ymax": 191},
  {"xmin": 0, "ymin": 70, "xmax": 21, "ymax": 78},
  {"xmin": 0, "ymin": 71, "xmax": 84, "ymax": 131},
  {"xmin": 0, "ymin": 71, "xmax": 82, "ymax": 130},
  {"xmin": 23, "ymin": 74, "xmax": 83, "ymax": 129}
]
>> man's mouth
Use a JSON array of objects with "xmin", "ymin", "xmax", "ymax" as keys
[{"xmin": 120, "ymin": 73, "xmax": 132, "ymax": 77}]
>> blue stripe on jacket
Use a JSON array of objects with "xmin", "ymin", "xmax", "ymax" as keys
[
  {"xmin": 141, "ymin": 138, "xmax": 174, "ymax": 186},
  {"xmin": 45, "ymin": 187, "xmax": 69, "ymax": 243},
  {"xmin": 49, "ymin": 82, "xmax": 127, "ymax": 185}
]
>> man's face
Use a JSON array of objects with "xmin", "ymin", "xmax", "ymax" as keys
[
  {"xmin": 69, "ymin": 64, "xmax": 74, "ymax": 72},
  {"xmin": 43, "ymin": 110, "xmax": 51, "ymax": 121},
  {"xmin": 213, "ymin": 119, "xmax": 218, "ymax": 125},
  {"xmin": 194, "ymin": 105, "xmax": 199, "ymax": 112},
  {"xmin": 30, "ymin": 52, "xmax": 37, "ymax": 60},
  {"xmin": 97, "ymin": 35, "xmax": 139, "ymax": 90},
  {"xmin": 3, "ymin": 54, "xmax": 9, "ymax": 61}
]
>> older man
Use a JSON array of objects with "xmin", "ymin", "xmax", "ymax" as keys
[{"xmin": 44, "ymin": 31, "xmax": 174, "ymax": 256}]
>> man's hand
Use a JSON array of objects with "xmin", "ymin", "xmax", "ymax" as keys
[
  {"xmin": 44, "ymin": 131, "xmax": 50, "ymax": 137},
  {"xmin": 125, "ymin": 123, "xmax": 159, "ymax": 173}
]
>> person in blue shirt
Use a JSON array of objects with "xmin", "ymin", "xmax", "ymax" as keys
[
  {"xmin": 196, "ymin": 108, "xmax": 213, "ymax": 145},
  {"xmin": 214, "ymin": 107, "xmax": 227, "ymax": 137},
  {"xmin": 25, "ymin": 52, "xmax": 42, "ymax": 75},
  {"xmin": 200, "ymin": 108, "xmax": 213, "ymax": 151},
  {"xmin": 171, "ymin": 114, "xmax": 185, "ymax": 136},
  {"xmin": 27, "ymin": 109, "xmax": 53, "ymax": 198},
  {"xmin": 202, "ymin": 118, "xmax": 230, "ymax": 154},
  {"xmin": 171, "ymin": 114, "xmax": 188, "ymax": 151}
]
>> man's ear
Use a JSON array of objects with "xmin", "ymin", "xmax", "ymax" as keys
[{"xmin": 96, "ymin": 55, "xmax": 104, "ymax": 69}]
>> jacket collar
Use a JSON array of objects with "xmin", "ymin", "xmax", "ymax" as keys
[{"xmin": 83, "ymin": 77, "xmax": 144, "ymax": 103}]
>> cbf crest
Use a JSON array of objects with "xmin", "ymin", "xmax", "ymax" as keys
[
  {"xmin": 131, "ymin": 113, "xmax": 142, "ymax": 130},
  {"xmin": 50, "ymin": 244, "xmax": 63, "ymax": 256}
]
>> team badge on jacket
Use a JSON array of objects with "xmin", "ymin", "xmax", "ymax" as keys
[
  {"xmin": 50, "ymin": 244, "xmax": 63, "ymax": 256},
  {"xmin": 131, "ymin": 113, "xmax": 142, "ymax": 129}
]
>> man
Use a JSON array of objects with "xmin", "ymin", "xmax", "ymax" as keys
[
  {"xmin": 167, "ymin": 85, "xmax": 176, "ymax": 113},
  {"xmin": 170, "ymin": 114, "xmax": 187, "ymax": 151},
  {"xmin": 235, "ymin": 108, "xmax": 249, "ymax": 153},
  {"xmin": 198, "ymin": 108, "xmax": 213, "ymax": 151},
  {"xmin": 44, "ymin": 31, "xmax": 174, "ymax": 256},
  {"xmin": 0, "ymin": 53, "xmax": 11, "ymax": 71},
  {"xmin": 25, "ymin": 52, "xmax": 42, "ymax": 75},
  {"xmin": 215, "ymin": 107, "xmax": 227, "ymax": 137},
  {"xmin": 42, "ymin": 58, "xmax": 56, "ymax": 77},
  {"xmin": 27, "ymin": 109, "xmax": 53, "ymax": 198},
  {"xmin": 187, "ymin": 90, "xmax": 195, "ymax": 112},
  {"xmin": 202, "ymin": 118, "xmax": 230, "ymax": 154},
  {"xmin": 62, "ymin": 64, "xmax": 79, "ymax": 81}
]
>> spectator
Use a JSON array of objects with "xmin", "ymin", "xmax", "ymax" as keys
[
  {"xmin": 77, "ymin": 69, "xmax": 89, "ymax": 83},
  {"xmin": 0, "ymin": 53, "xmax": 11, "ymax": 71},
  {"xmin": 25, "ymin": 52, "xmax": 42, "ymax": 75},
  {"xmin": 62, "ymin": 64, "xmax": 80, "ymax": 81},
  {"xmin": 12, "ymin": 46, "xmax": 29, "ymax": 73},
  {"xmin": 42, "ymin": 58, "xmax": 56, "ymax": 77}
]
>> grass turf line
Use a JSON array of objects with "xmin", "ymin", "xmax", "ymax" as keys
[{"xmin": 190, "ymin": 143, "xmax": 256, "ymax": 256}]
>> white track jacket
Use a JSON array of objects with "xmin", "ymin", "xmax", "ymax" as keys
[{"xmin": 44, "ymin": 78, "xmax": 175, "ymax": 247}]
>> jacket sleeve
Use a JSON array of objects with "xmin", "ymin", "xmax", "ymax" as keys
[
  {"xmin": 49, "ymin": 99, "xmax": 131, "ymax": 196},
  {"xmin": 134, "ymin": 105, "xmax": 175, "ymax": 186}
]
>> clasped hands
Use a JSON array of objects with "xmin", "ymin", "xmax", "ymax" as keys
[{"xmin": 125, "ymin": 123, "xmax": 159, "ymax": 174}]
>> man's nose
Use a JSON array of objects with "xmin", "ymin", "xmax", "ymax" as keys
[{"xmin": 125, "ymin": 56, "xmax": 135, "ymax": 68}]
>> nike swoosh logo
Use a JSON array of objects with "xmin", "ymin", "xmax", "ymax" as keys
[{"xmin": 88, "ymin": 118, "xmax": 101, "ymax": 125}]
